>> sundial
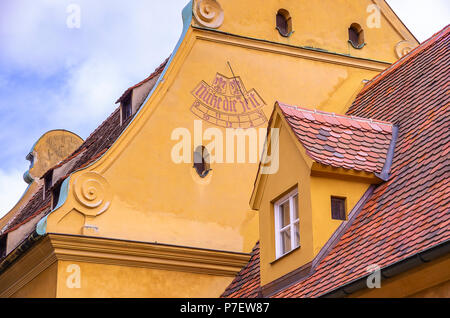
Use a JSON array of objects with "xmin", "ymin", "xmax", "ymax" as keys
[{"xmin": 190, "ymin": 73, "xmax": 267, "ymax": 129}]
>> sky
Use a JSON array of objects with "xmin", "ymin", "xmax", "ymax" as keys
[{"xmin": 0, "ymin": 0, "xmax": 449, "ymax": 218}]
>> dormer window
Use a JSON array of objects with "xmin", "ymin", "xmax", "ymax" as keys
[
  {"xmin": 274, "ymin": 188, "xmax": 299, "ymax": 258},
  {"xmin": 52, "ymin": 183, "xmax": 62, "ymax": 209},
  {"xmin": 44, "ymin": 170, "xmax": 53, "ymax": 194},
  {"xmin": 120, "ymin": 92, "xmax": 133, "ymax": 125}
]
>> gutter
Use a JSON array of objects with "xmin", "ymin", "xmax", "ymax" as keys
[{"xmin": 320, "ymin": 239, "xmax": 450, "ymax": 298}]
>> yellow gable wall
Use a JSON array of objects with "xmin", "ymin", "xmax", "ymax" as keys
[
  {"xmin": 44, "ymin": 26, "xmax": 386, "ymax": 254},
  {"xmin": 43, "ymin": 0, "xmax": 413, "ymax": 257},
  {"xmin": 9, "ymin": 263, "xmax": 57, "ymax": 298},
  {"xmin": 202, "ymin": 0, "xmax": 417, "ymax": 63}
]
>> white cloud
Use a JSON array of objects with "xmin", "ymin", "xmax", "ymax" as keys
[
  {"xmin": 0, "ymin": 0, "xmax": 187, "ymax": 168},
  {"xmin": 0, "ymin": 169, "xmax": 28, "ymax": 218},
  {"xmin": 388, "ymin": 0, "xmax": 450, "ymax": 42},
  {"xmin": 0, "ymin": 1, "xmax": 189, "ymax": 218}
]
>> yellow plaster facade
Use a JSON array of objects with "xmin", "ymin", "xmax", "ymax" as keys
[
  {"xmin": 352, "ymin": 254, "xmax": 450, "ymax": 298},
  {"xmin": 1, "ymin": 0, "xmax": 429, "ymax": 298}
]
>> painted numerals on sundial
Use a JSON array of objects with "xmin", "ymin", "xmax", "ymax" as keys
[{"xmin": 191, "ymin": 73, "xmax": 268, "ymax": 128}]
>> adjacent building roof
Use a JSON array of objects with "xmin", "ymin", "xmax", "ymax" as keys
[
  {"xmin": 0, "ymin": 62, "xmax": 166, "ymax": 240},
  {"xmin": 277, "ymin": 103, "xmax": 394, "ymax": 175},
  {"xmin": 223, "ymin": 25, "xmax": 450, "ymax": 298}
]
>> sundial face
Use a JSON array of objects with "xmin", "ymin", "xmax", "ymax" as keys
[{"xmin": 190, "ymin": 73, "xmax": 268, "ymax": 128}]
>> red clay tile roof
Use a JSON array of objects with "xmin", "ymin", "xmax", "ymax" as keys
[
  {"xmin": 221, "ymin": 242, "xmax": 261, "ymax": 298},
  {"xmin": 0, "ymin": 61, "xmax": 166, "ymax": 240},
  {"xmin": 115, "ymin": 58, "xmax": 169, "ymax": 104},
  {"xmin": 278, "ymin": 103, "xmax": 394, "ymax": 174},
  {"xmin": 223, "ymin": 25, "xmax": 450, "ymax": 298}
]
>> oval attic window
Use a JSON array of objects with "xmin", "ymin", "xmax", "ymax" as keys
[
  {"xmin": 276, "ymin": 9, "xmax": 292, "ymax": 37},
  {"xmin": 193, "ymin": 145, "xmax": 211, "ymax": 178}
]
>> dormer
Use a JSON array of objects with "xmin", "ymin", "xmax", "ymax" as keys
[
  {"xmin": 115, "ymin": 59, "xmax": 168, "ymax": 125},
  {"xmin": 250, "ymin": 102, "xmax": 396, "ymax": 294}
]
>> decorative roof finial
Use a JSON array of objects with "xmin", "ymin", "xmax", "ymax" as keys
[{"xmin": 193, "ymin": 0, "xmax": 224, "ymax": 29}]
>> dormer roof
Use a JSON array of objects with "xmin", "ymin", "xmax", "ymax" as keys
[{"xmin": 278, "ymin": 103, "xmax": 395, "ymax": 176}]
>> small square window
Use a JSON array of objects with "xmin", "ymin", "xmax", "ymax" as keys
[
  {"xmin": 274, "ymin": 189, "xmax": 299, "ymax": 258},
  {"xmin": 331, "ymin": 196, "xmax": 347, "ymax": 220}
]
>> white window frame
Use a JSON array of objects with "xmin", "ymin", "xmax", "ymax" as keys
[{"xmin": 274, "ymin": 188, "xmax": 299, "ymax": 259}]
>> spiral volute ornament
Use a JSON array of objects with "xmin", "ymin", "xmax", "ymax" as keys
[
  {"xmin": 395, "ymin": 40, "xmax": 416, "ymax": 59},
  {"xmin": 73, "ymin": 171, "xmax": 111, "ymax": 216},
  {"xmin": 193, "ymin": 0, "xmax": 224, "ymax": 29}
]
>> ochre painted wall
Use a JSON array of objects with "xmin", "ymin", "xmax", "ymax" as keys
[
  {"xmin": 56, "ymin": 260, "xmax": 234, "ymax": 298},
  {"xmin": 310, "ymin": 176, "xmax": 370, "ymax": 255},
  {"xmin": 410, "ymin": 280, "xmax": 450, "ymax": 298},
  {"xmin": 350, "ymin": 254, "xmax": 450, "ymax": 298},
  {"xmin": 10, "ymin": 262, "xmax": 57, "ymax": 298}
]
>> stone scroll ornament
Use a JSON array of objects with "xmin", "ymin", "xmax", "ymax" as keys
[
  {"xmin": 395, "ymin": 40, "xmax": 416, "ymax": 59},
  {"xmin": 73, "ymin": 171, "xmax": 111, "ymax": 217},
  {"xmin": 193, "ymin": 0, "xmax": 224, "ymax": 29}
]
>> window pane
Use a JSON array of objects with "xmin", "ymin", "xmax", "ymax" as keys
[
  {"xmin": 293, "ymin": 194, "xmax": 299, "ymax": 220},
  {"xmin": 281, "ymin": 228, "xmax": 291, "ymax": 254},
  {"xmin": 293, "ymin": 221, "xmax": 300, "ymax": 248},
  {"xmin": 331, "ymin": 197, "xmax": 346, "ymax": 220},
  {"xmin": 280, "ymin": 200, "xmax": 290, "ymax": 228},
  {"xmin": 276, "ymin": 13, "xmax": 288, "ymax": 35}
]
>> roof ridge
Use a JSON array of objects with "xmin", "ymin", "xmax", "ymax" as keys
[
  {"xmin": 115, "ymin": 57, "xmax": 169, "ymax": 104},
  {"xmin": 358, "ymin": 24, "xmax": 450, "ymax": 96},
  {"xmin": 278, "ymin": 103, "xmax": 393, "ymax": 128}
]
